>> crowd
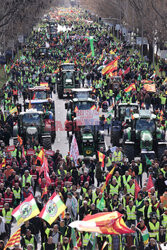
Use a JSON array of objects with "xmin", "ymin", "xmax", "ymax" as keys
[{"xmin": 0, "ymin": 6, "xmax": 166, "ymax": 250}]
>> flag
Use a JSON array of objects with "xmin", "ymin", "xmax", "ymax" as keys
[
  {"xmin": 146, "ymin": 175, "xmax": 154, "ymax": 192},
  {"xmin": 89, "ymin": 233, "xmax": 96, "ymax": 250},
  {"xmin": 44, "ymin": 167, "xmax": 51, "ymax": 185},
  {"xmin": 54, "ymin": 68, "xmax": 59, "ymax": 74},
  {"xmin": 102, "ymin": 57, "xmax": 119, "ymax": 75},
  {"xmin": 71, "ymin": 228, "xmax": 77, "ymax": 248},
  {"xmin": 118, "ymin": 69, "xmax": 123, "ymax": 76},
  {"xmin": 39, "ymin": 156, "xmax": 49, "ymax": 175},
  {"xmin": 101, "ymin": 241, "xmax": 108, "ymax": 250},
  {"xmin": 141, "ymin": 227, "xmax": 149, "ymax": 246},
  {"xmin": 143, "ymin": 84, "xmax": 156, "ymax": 92},
  {"xmin": 74, "ymin": 106, "xmax": 79, "ymax": 113},
  {"xmin": 106, "ymin": 166, "xmax": 116, "ymax": 185},
  {"xmin": 101, "ymin": 166, "xmax": 115, "ymax": 193},
  {"xmin": 70, "ymin": 211, "xmax": 134, "ymax": 235},
  {"xmin": 37, "ymin": 148, "xmax": 45, "ymax": 165},
  {"xmin": 97, "ymin": 106, "xmax": 100, "ymax": 112},
  {"xmin": 1, "ymin": 158, "xmax": 6, "ymax": 168},
  {"xmin": 131, "ymin": 114, "xmax": 135, "ymax": 120},
  {"xmin": 41, "ymin": 185, "xmax": 48, "ymax": 199},
  {"xmin": 90, "ymin": 104, "xmax": 96, "ymax": 110},
  {"xmin": 70, "ymin": 135, "xmax": 79, "ymax": 165},
  {"xmin": 124, "ymin": 67, "xmax": 130, "ymax": 75},
  {"xmin": 39, "ymin": 192, "xmax": 66, "ymax": 225},
  {"xmin": 134, "ymin": 179, "xmax": 141, "ymax": 199},
  {"xmin": 106, "ymin": 60, "xmax": 118, "ymax": 74},
  {"xmin": 10, "ymin": 106, "xmax": 18, "ymax": 115},
  {"xmin": 97, "ymin": 151, "xmax": 105, "ymax": 167},
  {"xmin": 22, "ymin": 146, "xmax": 26, "ymax": 159},
  {"xmin": 97, "ymin": 197, "xmax": 105, "ymax": 211},
  {"xmin": 28, "ymin": 100, "xmax": 32, "ymax": 109},
  {"xmin": 145, "ymin": 155, "xmax": 152, "ymax": 165},
  {"xmin": 17, "ymin": 135, "xmax": 23, "ymax": 146},
  {"xmin": 12, "ymin": 194, "xmax": 40, "ymax": 226},
  {"xmin": 124, "ymin": 83, "xmax": 136, "ymax": 93},
  {"xmin": 4, "ymin": 228, "xmax": 21, "ymax": 250},
  {"xmin": 87, "ymin": 52, "xmax": 92, "ymax": 58}
]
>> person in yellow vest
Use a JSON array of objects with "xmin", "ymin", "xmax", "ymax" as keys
[
  {"xmin": 21, "ymin": 170, "xmax": 34, "ymax": 188},
  {"xmin": 160, "ymin": 208, "xmax": 167, "ymax": 242},
  {"xmin": 21, "ymin": 229, "xmax": 37, "ymax": 250},
  {"xmin": 82, "ymin": 232, "xmax": 90, "ymax": 249},
  {"xmin": 112, "ymin": 147, "xmax": 123, "ymax": 163},
  {"xmin": 125, "ymin": 179, "xmax": 135, "ymax": 197},
  {"xmin": 2, "ymin": 203, "xmax": 13, "ymax": 238},
  {"xmin": 136, "ymin": 159, "xmax": 143, "ymax": 187},
  {"xmin": 126, "ymin": 200, "xmax": 136, "ymax": 227},
  {"xmin": 41, "ymin": 236, "xmax": 56, "ymax": 250},
  {"xmin": 160, "ymin": 164, "xmax": 167, "ymax": 178},
  {"xmin": 122, "ymin": 171, "xmax": 132, "ymax": 188},
  {"xmin": 148, "ymin": 215, "xmax": 160, "ymax": 241},
  {"xmin": 109, "ymin": 178, "xmax": 119, "ymax": 196},
  {"xmin": 105, "ymin": 153, "xmax": 112, "ymax": 171},
  {"xmin": 12, "ymin": 182, "xmax": 21, "ymax": 208}
]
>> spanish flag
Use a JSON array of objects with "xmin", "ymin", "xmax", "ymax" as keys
[
  {"xmin": 37, "ymin": 148, "xmax": 45, "ymax": 165},
  {"xmin": 4, "ymin": 228, "xmax": 21, "ymax": 250},
  {"xmin": 69, "ymin": 211, "xmax": 134, "ymax": 235},
  {"xmin": 124, "ymin": 83, "xmax": 136, "ymax": 93},
  {"xmin": 74, "ymin": 106, "xmax": 79, "ymax": 113},
  {"xmin": 54, "ymin": 68, "xmax": 59, "ymax": 74},
  {"xmin": 97, "ymin": 151, "xmax": 105, "ymax": 167},
  {"xmin": 41, "ymin": 185, "xmax": 48, "ymax": 199},
  {"xmin": 106, "ymin": 60, "xmax": 118, "ymax": 74},
  {"xmin": 102, "ymin": 56, "xmax": 120, "ymax": 75},
  {"xmin": 90, "ymin": 105, "xmax": 96, "ymax": 110},
  {"xmin": 101, "ymin": 165, "xmax": 116, "ymax": 193},
  {"xmin": 17, "ymin": 135, "xmax": 23, "ymax": 146}
]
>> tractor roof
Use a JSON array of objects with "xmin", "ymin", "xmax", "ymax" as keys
[
  {"xmin": 71, "ymin": 88, "xmax": 92, "ymax": 93},
  {"xmin": 28, "ymin": 86, "xmax": 50, "ymax": 91},
  {"xmin": 118, "ymin": 103, "xmax": 139, "ymax": 107},
  {"xmin": 20, "ymin": 109, "xmax": 43, "ymax": 115},
  {"xmin": 73, "ymin": 98, "xmax": 95, "ymax": 102},
  {"xmin": 25, "ymin": 99, "xmax": 52, "ymax": 104}
]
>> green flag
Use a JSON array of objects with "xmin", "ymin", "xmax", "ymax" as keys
[
  {"xmin": 71, "ymin": 228, "xmax": 77, "ymax": 248},
  {"xmin": 145, "ymin": 155, "xmax": 152, "ymax": 166},
  {"xmin": 97, "ymin": 197, "xmax": 105, "ymax": 211},
  {"xmin": 89, "ymin": 233, "xmax": 96, "ymax": 250},
  {"xmin": 89, "ymin": 37, "xmax": 95, "ymax": 57}
]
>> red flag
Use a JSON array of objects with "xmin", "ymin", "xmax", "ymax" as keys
[
  {"xmin": 118, "ymin": 69, "xmax": 123, "ymax": 76},
  {"xmin": 124, "ymin": 67, "xmax": 130, "ymax": 75},
  {"xmin": 39, "ymin": 157, "xmax": 49, "ymax": 176},
  {"xmin": 22, "ymin": 146, "xmax": 26, "ymax": 159},
  {"xmin": 41, "ymin": 185, "xmax": 48, "ymax": 198},
  {"xmin": 134, "ymin": 179, "xmax": 141, "ymax": 199},
  {"xmin": 146, "ymin": 175, "xmax": 154, "ymax": 192}
]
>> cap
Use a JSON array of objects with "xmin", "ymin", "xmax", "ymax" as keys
[{"xmin": 67, "ymin": 192, "xmax": 72, "ymax": 196}]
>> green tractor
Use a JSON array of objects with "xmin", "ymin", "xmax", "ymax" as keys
[
  {"xmin": 65, "ymin": 97, "xmax": 97, "ymax": 136},
  {"xmin": 111, "ymin": 103, "xmax": 139, "ymax": 146},
  {"xmin": 13, "ymin": 109, "xmax": 52, "ymax": 149},
  {"xmin": 57, "ymin": 63, "xmax": 80, "ymax": 99},
  {"xmin": 122, "ymin": 110, "xmax": 166, "ymax": 161},
  {"xmin": 24, "ymin": 99, "xmax": 56, "ymax": 143},
  {"xmin": 69, "ymin": 124, "xmax": 106, "ymax": 157}
]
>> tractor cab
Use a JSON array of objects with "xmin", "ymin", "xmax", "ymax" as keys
[
  {"xmin": 71, "ymin": 88, "xmax": 92, "ymax": 100},
  {"xmin": 28, "ymin": 86, "xmax": 51, "ymax": 100}
]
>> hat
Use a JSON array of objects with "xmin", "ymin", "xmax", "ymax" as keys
[{"xmin": 67, "ymin": 192, "xmax": 72, "ymax": 196}]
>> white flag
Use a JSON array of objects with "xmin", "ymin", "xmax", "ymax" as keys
[{"xmin": 70, "ymin": 135, "xmax": 79, "ymax": 165}]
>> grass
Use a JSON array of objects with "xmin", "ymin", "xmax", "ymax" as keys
[{"xmin": 0, "ymin": 65, "xmax": 7, "ymax": 88}]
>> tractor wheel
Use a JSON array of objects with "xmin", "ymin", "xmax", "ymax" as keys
[
  {"xmin": 123, "ymin": 143, "xmax": 134, "ymax": 161},
  {"xmin": 111, "ymin": 130, "xmax": 120, "ymax": 146},
  {"xmin": 157, "ymin": 143, "xmax": 166, "ymax": 160},
  {"xmin": 43, "ymin": 137, "xmax": 51, "ymax": 150}
]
